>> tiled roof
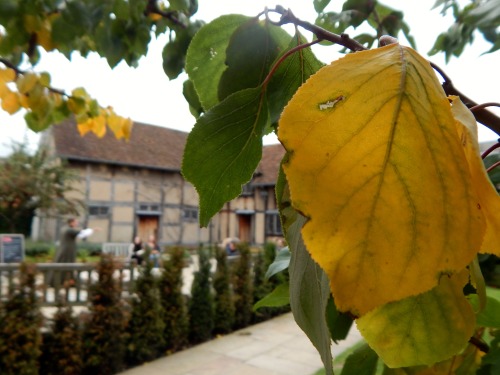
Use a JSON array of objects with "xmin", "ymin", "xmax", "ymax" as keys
[
  {"xmin": 50, "ymin": 119, "xmax": 188, "ymax": 171},
  {"xmin": 49, "ymin": 120, "xmax": 285, "ymax": 183},
  {"xmin": 254, "ymin": 143, "xmax": 285, "ymax": 185}
]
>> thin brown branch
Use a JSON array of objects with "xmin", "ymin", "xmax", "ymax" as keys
[
  {"xmin": 431, "ymin": 62, "xmax": 500, "ymax": 135},
  {"xmin": 486, "ymin": 160, "xmax": 500, "ymax": 173},
  {"xmin": 270, "ymin": 8, "xmax": 366, "ymax": 52},
  {"xmin": 482, "ymin": 141, "xmax": 500, "ymax": 159},
  {"xmin": 144, "ymin": 0, "xmax": 186, "ymax": 28},
  {"xmin": 469, "ymin": 102, "xmax": 500, "ymax": 112},
  {"xmin": 0, "ymin": 58, "xmax": 68, "ymax": 97},
  {"xmin": 469, "ymin": 336, "xmax": 489, "ymax": 353}
]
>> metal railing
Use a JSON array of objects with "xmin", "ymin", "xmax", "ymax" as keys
[{"xmin": 0, "ymin": 262, "xmax": 137, "ymax": 307}]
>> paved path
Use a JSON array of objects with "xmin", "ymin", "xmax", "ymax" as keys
[{"xmin": 119, "ymin": 312, "xmax": 362, "ymax": 375}]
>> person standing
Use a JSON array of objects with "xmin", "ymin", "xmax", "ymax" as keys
[
  {"xmin": 51, "ymin": 218, "xmax": 96, "ymax": 286},
  {"xmin": 54, "ymin": 218, "xmax": 95, "ymax": 263}
]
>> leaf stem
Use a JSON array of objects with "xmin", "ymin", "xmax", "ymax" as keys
[
  {"xmin": 261, "ymin": 39, "xmax": 321, "ymax": 90},
  {"xmin": 486, "ymin": 160, "xmax": 500, "ymax": 173},
  {"xmin": 481, "ymin": 141, "xmax": 500, "ymax": 159}
]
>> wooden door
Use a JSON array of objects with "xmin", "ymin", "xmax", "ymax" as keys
[
  {"xmin": 138, "ymin": 216, "xmax": 159, "ymax": 242},
  {"xmin": 238, "ymin": 214, "xmax": 252, "ymax": 243}
]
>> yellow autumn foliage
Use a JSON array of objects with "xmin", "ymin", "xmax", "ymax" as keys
[{"xmin": 278, "ymin": 43, "xmax": 486, "ymax": 316}]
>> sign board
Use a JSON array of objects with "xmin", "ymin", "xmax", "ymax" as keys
[{"xmin": 0, "ymin": 234, "xmax": 25, "ymax": 263}]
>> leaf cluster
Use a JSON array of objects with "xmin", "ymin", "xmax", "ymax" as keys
[
  {"xmin": 0, "ymin": 0, "xmax": 201, "ymax": 134},
  {"xmin": 430, "ymin": 0, "xmax": 500, "ymax": 61}
]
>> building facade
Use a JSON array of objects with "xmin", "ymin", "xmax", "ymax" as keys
[{"xmin": 36, "ymin": 120, "xmax": 285, "ymax": 247}]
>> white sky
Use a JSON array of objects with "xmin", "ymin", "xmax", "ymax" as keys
[{"xmin": 1, "ymin": 0, "xmax": 499, "ymax": 156}]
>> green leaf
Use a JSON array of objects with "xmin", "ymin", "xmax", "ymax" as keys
[
  {"xmin": 468, "ymin": 294, "xmax": 500, "ymax": 328},
  {"xmin": 218, "ymin": 19, "xmax": 291, "ymax": 103},
  {"xmin": 464, "ymin": 0, "xmax": 500, "ymax": 28},
  {"xmin": 253, "ymin": 283, "xmax": 290, "ymax": 311},
  {"xmin": 478, "ymin": 331, "xmax": 500, "ymax": 374},
  {"xmin": 182, "ymin": 79, "xmax": 203, "ymax": 118},
  {"xmin": 182, "ymin": 87, "xmax": 269, "ymax": 227},
  {"xmin": 265, "ymin": 247, "xmax": 291, "ymax": 279},
  {"xmin": 288, "ymin": 215, "xmax": 333, "ymax": 375},
  {"xmin": 314, "ymin": 0, "xmax": 331, "ymax": 13},
  {"xmin": 357, "ymin": 271, "xmax": 476, "ymax": 368},
  {"xmin": 163, "ymin": 21, "xmax": 204, "ymax": 80},
  {"xmin": 276, "ymin": 158, "xmax": 298, "ymax": 236},
  {"xmin": 186, "ymin": 14, "xmax": 250, "ymax": 111},
  {"xmin": 340, "ymin": 343, "xmax": 378, "ymax": 375},
  {"xmin": 267, "ymin": 33, "xmax": 324, "ymax": 124},
  {"xmin": 326, "ymin": 296, "xmax": 354, "ymax": 343}
]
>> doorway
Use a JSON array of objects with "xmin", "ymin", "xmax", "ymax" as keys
[
  {"xmin": 238, "ymin": 214, "xmax": 252, "ymax": 243},
  {"xmin": 138, "ymin": 215, "xmax": 159, "ymax": 242}
]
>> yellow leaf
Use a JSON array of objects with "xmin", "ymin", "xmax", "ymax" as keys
[
  {"xmin": 77, "ymin": 118, "xmax": 93, "ymax": 136},
  {"xmin": 16, "ymin": 72, "xmax": 38, "ymax": 94},
  {"xmin": 1, "ymin": 91, "xmax": 21, "ymax": 114},
  {"xmin": 91, "ymin": 115, "xmax": 107, "ymax": 138},
  {"xmin": 356, "ymin": 270, "xmax": 475, "ymax": 368},
  {"xmin": 451, "ymin": 96, "xmax": 500, "ymax": 256},
  {"xmin": 278, "ymin": 44, "xmax": 485, "ymax": 315},
  {"xmin": 0, "ymin": 68, "xmax": 16, "ymax": 83}
]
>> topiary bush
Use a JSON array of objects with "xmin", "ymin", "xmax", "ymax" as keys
[
  {"xmin": 82, "ymin": 254, "xmax": 128, "ymax": 375},
  {"xmin": 159, "ymin": 246, "xmax": 189, "ymax": 353},
  {"xmin": 213, "ymin": 247, "xmax": 235, "ymax": 335},
  {"xmin": 232, "ymin": 243, "xmax": 253, "ymax": 330},
  {"xmin": 39, "ymin": 300, "xmax": 83, "ymax": 375},
  {"xmin": 125, "ymin": 255, "xmax": 165, "ymax": 366},
  {"xmin": 188, "ymin": 246, "xmax": 214, "ymax": 344},
  {"xmin": 0, "ymin": 263, "xmax": 43, "ymax": 375}
]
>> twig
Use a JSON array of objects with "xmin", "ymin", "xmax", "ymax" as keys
[
  {"xmin": 144, "ymin": 0, "xmax": 186, "ymax": 28},
  {"xmin": 486, "ymin": 160, "xmax": 500, "ymax": 173},
  {"xmin": 269, "ymin": 8, "xmax": 366, "ymax": 51},
  {"xmin": 481, "ymin": 141, "xmax": 500, "ymax": 159},
  {"xmin": 266, "ymin": 9, "xmax": 500, "ymax": 136},
  {"xmin": 431, "ymin": 62, "xmax": 500, "ymax": 135},
  {"xmin": 469, "ymin": 102, "xmax": 500, "ymax": 112}
]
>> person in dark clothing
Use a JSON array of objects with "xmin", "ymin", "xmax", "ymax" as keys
[
  {"xmin": 51, "ymin": 217, "xmax": 96, "ymax": 286},
  {"xmin": 129, "ymin": 235, "xmax": 145, "ymax": 265}
]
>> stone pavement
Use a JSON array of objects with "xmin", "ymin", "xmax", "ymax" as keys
[{"xmin": 119, "ymin": 312, "xmax": 363, "ymax": 375}]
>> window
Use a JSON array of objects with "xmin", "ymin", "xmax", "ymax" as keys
[
  {"xmin": 265, "ymin": 211, "xmax": 282, "ymax": 236},
  {"xmin": 240, "ymin": 183, "xmax": 254, "ymax": 197},
  {"xmin": 88, "ymin": 205, "xmax": 109, "ymax": 217},
  {"xmin": 183, "ymin": 207, "xmax": 198, "ymax": 222}
]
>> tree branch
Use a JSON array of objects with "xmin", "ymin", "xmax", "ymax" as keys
[
  {"xmin": 430, "ymin": 62, "xmax": 500, "ymax": 135},
  {"xmin": 144, "ymin": 0, "xmax": 186, "ymax": 28},
  {"xmin": 267, "ymin": 8, "xmax": 500, "ymax": 137}
]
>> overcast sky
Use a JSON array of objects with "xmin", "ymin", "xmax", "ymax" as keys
[{"xmin": 1, "ymin": 0, "xmax": 499, "ymax": 156}]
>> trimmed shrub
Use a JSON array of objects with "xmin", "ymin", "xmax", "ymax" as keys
[
  {"xmin": 40, "ymin": 301, "xmax": 83, "ymax": 375},
  {"xmin": 25, "ymin": 241, "xmax": 53, "ymax": 258},
  {"xmin": 159, "ymin": 246, "xmax": 189, "ymax": 352},
  {"xmin": 213, "ymin": 247, "xmax": 235, "ymax": 334},
  {"xmin": 126, "ymin": 256, "xmax": 165, "ymax": 366},
  {"xmin": 252, "ymin": 249, "xmax": 275, "ymax": 323},
  {"xmin": 77, "ymin": 242, "xmax": 102, "ymax": 257},
  {"xmin": 0, "ymin": 263, "xmax": 43, "ymax": 375},
  {"xmin": 188, "ymin": 247, "xmax": 214, "ymax": 344},
  {"xmin": 232, "ymin": 243, "xmax": 253, "ymax": 330},
  {"xmin": 82, "ymin": 254, "xmax": 127, "ymax": 375}
]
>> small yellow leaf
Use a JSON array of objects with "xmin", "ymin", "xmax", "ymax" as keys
[
  {"xmin": 1, "ymin": 91, "xmax": 21, "ymax": 114},
  {"xmin": 0, "ymin": 68, "xmax": 16, "ymax": 83},
  {"xmin": 91, "ymin": 115, "xmax": 107, "ymax": 138},
  {"xmin": 16, "ymin": 72, "xmax": 38, "ymax": 94},
  {"xmin": 77, "ymin": 118, "xmax": 93, "ymax": 136},
  {"xmin": 278, "ymin": 44, "xmax": 485, "ymax": 315},
  {"xmin": 451, "ymin": 96, "xmax": 500, "ymax": 256},
  {"xmin": 357, "ymin": 270, "xmax": 475, "ymax": 368}
]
